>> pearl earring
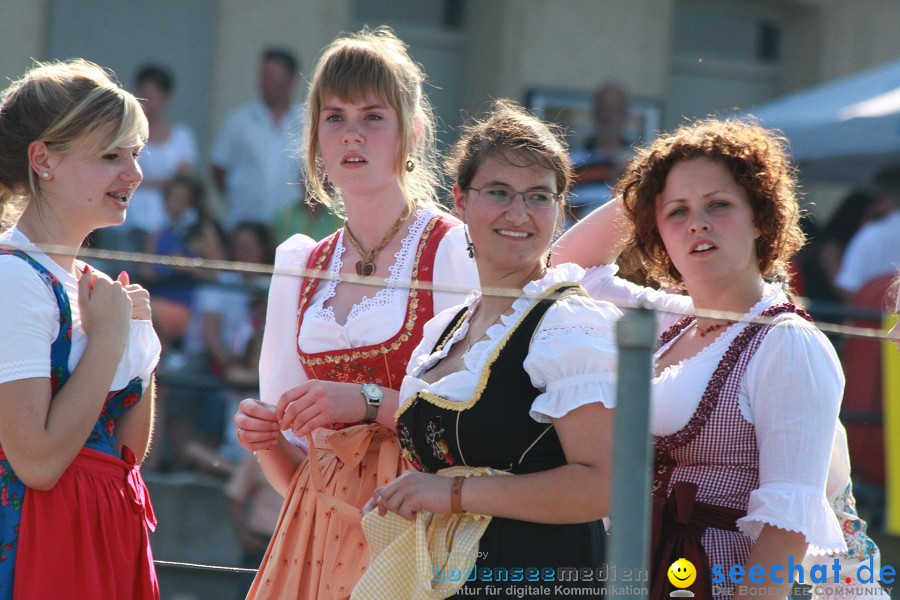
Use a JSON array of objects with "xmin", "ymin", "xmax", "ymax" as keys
[{"xmin": 42, "ymin": 171, "xmax": 49, "ymax": 179}]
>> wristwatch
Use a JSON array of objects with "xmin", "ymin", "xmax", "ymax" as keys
[{"xmin": 361, "ymin": 382, "xmax": 384, "ymax": 424}]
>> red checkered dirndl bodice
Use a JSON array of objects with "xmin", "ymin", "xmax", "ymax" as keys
[{"xmin": 651, "ymin": 303, "xmax": 812, "ymax": 599}]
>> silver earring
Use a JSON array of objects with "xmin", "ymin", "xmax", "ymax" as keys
[
  {"xmin": 405, "ymin": 158, "xmax": 415, "ymax": 173},
  {"xmin": 464, "ymin": 226, "xmax": 475, "ymax": 259}
]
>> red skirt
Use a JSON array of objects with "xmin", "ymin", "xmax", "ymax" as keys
[{"xmin": 13, "ymin": 446, "xmax": 158, "ymax": 600}]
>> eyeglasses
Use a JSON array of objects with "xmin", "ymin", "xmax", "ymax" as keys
[{"xmin": 464, "ymin": 186, "xmax": 561, "ymax": 210}]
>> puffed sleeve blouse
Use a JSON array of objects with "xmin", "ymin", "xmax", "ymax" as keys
[
  {"xmin": 258, "ymin": 207, "xmax": 480, "ymax": 444},
  {"xmin": 399, "ymin": 263, "xmax": 622, "ymax": 422},
  {"xmin": 580, "ymin": 265, "xmax": 847, "ymax": 554},
  {"xmin": 0, "ymin": 227, "xmax": 160, "ymax": 391}
]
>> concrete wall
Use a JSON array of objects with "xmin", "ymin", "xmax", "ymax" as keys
[
  {"xmin": 462, "ymin": 0, "xmax": 673, "ymax": 114},
  {"xmin": 3, "ymin": 0, "xmax": 899, "ymax": 152},
  {"xmin": 209, "ymin": 0, "xmax": 354, "ymax": 145},
  {"xmin": 0, "ymin": 0, "xmax": 47, "ymax": 82},
  {"xmin": 146, "ymin": 472, "xmax": 248, "ymax": 600}
]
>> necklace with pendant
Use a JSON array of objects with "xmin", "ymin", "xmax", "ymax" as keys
[{"xmin": 343, "ymin": 205, "xmax": 412, "ymax": 277}]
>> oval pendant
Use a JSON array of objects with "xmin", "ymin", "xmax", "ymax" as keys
[{"xmin": 356, "ymin": 260, "xmax": 376, "ymax": 277}]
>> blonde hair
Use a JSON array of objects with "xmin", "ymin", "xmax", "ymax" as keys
[
  {"xmin": 303, "ymin": 27, "xmax": 441, "ymax": 217},
  {"xmin": 0, "ymin": 59, "xmax": 148, "ymax": 227}
]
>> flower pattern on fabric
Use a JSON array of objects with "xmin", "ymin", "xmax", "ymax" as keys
[
  {"xmin": 829, "ymin": 481, "xmax": 878, "ymax": 562},
  {"xmin": 398, "ymin": 421, "xmax": 426, "ymax": 473},
  {"xmin": 425, "ymin": 415, "xmax": 455, "ymax": 467},
  {"xmin": 0, "ymin": 249, "xmax": 145, "ymax": 599}
]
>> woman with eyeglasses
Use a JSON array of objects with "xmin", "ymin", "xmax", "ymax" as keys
[{"xmin": 357, "ymin": 100, "xmax": 621, "ymax": 597}]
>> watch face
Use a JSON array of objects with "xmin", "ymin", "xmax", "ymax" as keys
[{"xmin": 363, "ymin": 383, "xmax": 383, "ymax": 402}]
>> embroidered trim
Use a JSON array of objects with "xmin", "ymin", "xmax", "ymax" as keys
[
  {"xmin": 737, "ymin": 515, "xmax": 848, "ymax": 556},
  {"xmin": 398, "ymin": 421, "xmax": 426, "ymax": 472},
  {"xmin": 432, "ymin": 309, "xmax": 469, "ymax": 356},
  {"xmin": 297, "ymin": 216, "xmax": 438, "ymax": 366},
  {"xmin": 653, "ymin": 303, "xmax": 811, "ymax": 494},
  {"xmin": 346, "ymin": 209, "xmax": 430, "ymax": 322},
  {"xmin": 394, "ymin": 282, "xmax": 578, "ymax": 420},
  {"xmin": 424, "ymin": 415, "xmax": 455, "ymax": 467},
  {"xmin": 532, "ymin": 323, "xmax": 616, "ymax": 344}
]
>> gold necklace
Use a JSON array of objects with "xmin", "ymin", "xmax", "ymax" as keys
[{"xmin": 343, "ymin": 206, "xmax": 412, "ymax": 277}]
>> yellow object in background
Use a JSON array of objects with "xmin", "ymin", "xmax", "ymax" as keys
[{"xmin": 885, "ymin": 313, "xmax": 900, "ymax": 535}]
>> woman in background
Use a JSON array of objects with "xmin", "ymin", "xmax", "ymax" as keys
[{"xmin": 128, "ymin": 63, "xmax": 198, "ymax": 239}]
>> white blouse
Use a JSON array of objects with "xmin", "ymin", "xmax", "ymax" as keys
[
  {"xmin": 258, "ymin": 207, "xmax": 480, "ymax": 413},
  {"xmin": 0, "ymin": 228, "xmax": 161, "ymax": 392},
  {"xmin": 399, "ymin": 263, "xmax": 622, "ymax": 423},
  {"xmin": 581, "ymin": 266, "xmax": 847, "ymax": 555}
]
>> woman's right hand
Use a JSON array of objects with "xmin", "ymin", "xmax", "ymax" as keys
[
  {"xmin": 77, "ymin": 265, "xmax": 132, "ymax": 347},
  {"xmin": 233, "ymin": 398, "xmax": 281, "ymax": 452}
]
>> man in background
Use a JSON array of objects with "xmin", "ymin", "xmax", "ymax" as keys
[
  {"xmin": 568, "ymin": 82, "xmax": 634, "ymax": 224},
  {"xmin": 211, "ymin": 48, "xmax": 304, "ymax": 229}
]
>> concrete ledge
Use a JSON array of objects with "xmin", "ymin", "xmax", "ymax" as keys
[{"xmin": 146, "ymin": 471, "xmax": 251, "ymax": 600}]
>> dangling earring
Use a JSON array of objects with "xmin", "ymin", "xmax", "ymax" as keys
[
  {"xmin": 405, "ymin": 158, "xmax": 415, "ymax": 173},
  {"xmin": 464, "ymin": 225, "xmax": 475, "ymax": 259},
  {"xmin": 546, "ymin": 247, "xmax": 553, "ymax": 268}
]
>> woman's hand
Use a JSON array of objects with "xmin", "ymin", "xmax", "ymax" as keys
[
  {"xmin": 116, "ymin": 271, "xmax": 152, "ymax": 321},
  {"xmin": 233, "ymin": 398, "xmax": 281, "ymax": 451},
  {"xmin": 368, "ymin": 471, "xmax": 453, "ymax": 521},
  {"xmin": 275, "ymin": 380, "xmax": 366, "ymax": 437},
  {"xmin": 78, "ymin": 265, "xmax": 131, "ymax": 345}
]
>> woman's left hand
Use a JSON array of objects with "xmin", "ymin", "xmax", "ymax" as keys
[
  {"xmin": 276, "ymin": 380, "xmax": 365, "ymax": 437},
  {"xmin": 116, "ymin": 271, "xmax": 152, "ymax": 321},
  {"xmin": 368, "ymin": 470, "xmax": 453, "ymax": 521}
]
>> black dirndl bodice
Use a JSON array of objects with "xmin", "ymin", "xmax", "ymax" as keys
[{"xmin": 396, "ymin": 285, "xmax": 605, "ymax": 597}]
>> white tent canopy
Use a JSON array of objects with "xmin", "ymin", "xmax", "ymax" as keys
[{"xmin": 750, "ymin": 57, "xmax": 900, "ymax": 184}]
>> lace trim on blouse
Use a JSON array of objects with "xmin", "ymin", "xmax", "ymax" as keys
[
  {"xmin": 305, "ymin": 208, "xmax": 433, "ymax": 324},
  {"xmin": 653, "ymin": 282, "xmax": 784, "ymax": 381}
]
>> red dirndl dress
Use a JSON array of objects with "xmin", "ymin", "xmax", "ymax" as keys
[{"xmin": 0, "ymin": 249, "xmax": 157, "ymax": 600}]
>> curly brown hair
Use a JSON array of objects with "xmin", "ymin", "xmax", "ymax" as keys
[{"xmin": 616, "ymin": 118, "xmax": 804, "ymax": 288}]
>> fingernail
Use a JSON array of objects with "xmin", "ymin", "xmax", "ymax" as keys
[{"xmin": 82, "ymin": 264, "xmax": 89, "ymax": 274}]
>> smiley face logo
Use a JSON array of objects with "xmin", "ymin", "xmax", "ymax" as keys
[{"xmin": 667, "ymin": 558, "xmax": 696, "ymax": 588}]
